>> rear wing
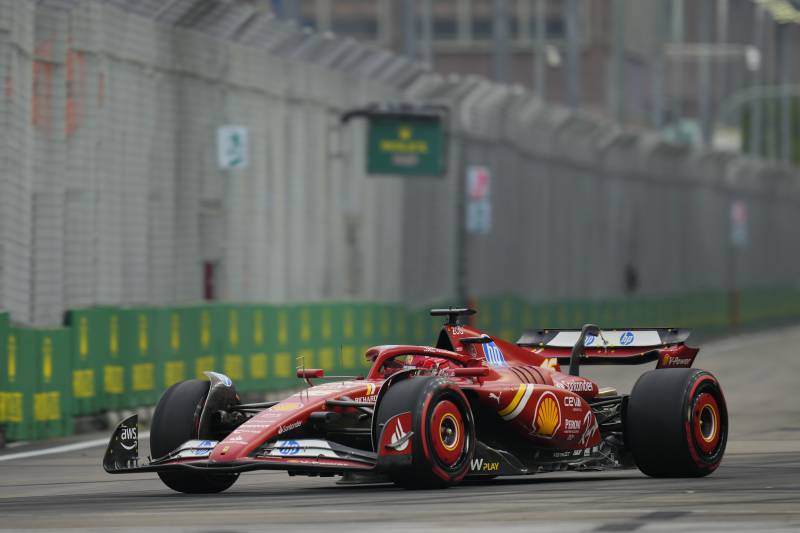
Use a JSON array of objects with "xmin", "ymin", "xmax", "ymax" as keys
[
  {"xmin": 517, "ymin": 326, "xmax": 698, "ymax": 372},
  {"xmin": 518, "ymin": 328, "xmax": 690, "ymax": 349}
]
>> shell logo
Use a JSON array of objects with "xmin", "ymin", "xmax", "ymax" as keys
[{"xmin": 533, "ymin": 392, "xmax": 561, "ymax": 438}]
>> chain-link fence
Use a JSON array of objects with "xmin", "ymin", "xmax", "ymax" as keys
[{"xmin": 0, "ymin": 0, "xmax": 798, "ymax": 327}]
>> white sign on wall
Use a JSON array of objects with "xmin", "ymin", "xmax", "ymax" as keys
[
  {"xmin": 730, "ymin": 200, "xmax": 748, "ymax": 247},
  {"xmin": 466, "ymin": 166, "xmax": 492, "ymax": 234},
  {"xmin": 466, "ymin": 201, "xmax": 492, "ymax": 234},
  {"xmin": 467, "ymin": 166, "xmax": 491, "ymax": 200},
  {"xmin": 217, "ymin": 126, "xmax": 249, "ymax": 170}
]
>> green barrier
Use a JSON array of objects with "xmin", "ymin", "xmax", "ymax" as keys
[
  {"xmin": 412, "ymin": 305, "xmax": 427, "ymax": 344},
  {"xmin": 99, "ymin": 308, "xmax": 127, "ymax": 410},
  {"xmin": 317, "ymin": 304, "xmax": 339, "ymax": 376},
  {"xmin": 520, "ymin": 302, "xmax": 535, "ymax": 332},
  {"xmin": 236, "ymin": 306, "xmax": 256, "ymax": 392},
  {"xmin": 376, "ymin": 304, "xmax": 392, "ymax": 344},
  {"xmin": 271, "ymin": 305, "xmax": 295, "ymax": 388},
  {"xmin": 65, "ymin": 309, "xmax": 99, "ymax": 416},
  {"xmin": 358, "ymin": 303, "xmax": 379, "ymax": 372},
  {"xmin": 247, "ymin": 305, "xmax": 270, "ymax": 391},
  {"xmin": 33, "ymin": 328, "xmax": 73, "ymax": 439},
  {"xmin": 174, "ymin": 306, "xmax": 198, "ymax": 383},
  {"xmin": 289, "ymin": 304, "xmax": 316, "ymax": 379},
  {"xmin": 2, "ymin": 288, "xmax": 800, "ymax": 444},
  {"xmin": 192, "ymin": 306, "xmax": 218, "ymax": 380},
  {"xmin": 301, "ymin": 303, "xmax": 342, "ymax": 378},
  {"xmin": 306, "ymin": 304, "xmax": 336, "ymax": 377},
  {"xmin": 0, "ymin": 312, "xmax": 8, "ymax": 425},
  {"xmin": 393, "ymin": 305, "xmax": 410, "ymax": 344},
  {"xmin": 336, "ymin": 305, "xmax": 360, "ymax": 373},
  {"xmin": 4, "ymin": 328, "xmax": 35, "ymax": 440},
  {"xmin": 216, "ymin": 305, "xmax": 249, "ymax": 392},
  {"xmin": 120, "ymin": 309, "xmax": 158, "ymax": 407},
  {"xmin": 323, "ymin": 303, "xmax": 355, "ymax": 374},
  {"xmin": 149, "ymin": 307, "xmax": 184, "ymax": 394},
  {"xmin": 158, "ymin": 310, "xmax": 175, "ymax": 388},
  {"xmin": 508, "ymin": 298, "xmax": 525, "ymax": 340}
]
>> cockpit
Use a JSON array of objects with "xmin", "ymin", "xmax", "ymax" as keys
[{"xmin": 375, "ymin": 353, "xmax": 462, "ymax": 379}]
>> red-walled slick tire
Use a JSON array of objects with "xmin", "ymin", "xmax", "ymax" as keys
[
  {"xmin": 375, "ymin": 376, "xmax": 476, "ymax": 489},
  {"xmin": 625, "ymin": 368, "xmax": 728, "ymax": 478}
]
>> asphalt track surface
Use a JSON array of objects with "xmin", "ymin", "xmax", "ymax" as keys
[{"xmin": 1, "ymin": 326, "xmax": 799, "ymax": 532}]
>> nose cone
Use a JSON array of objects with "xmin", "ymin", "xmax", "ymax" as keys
[{"xmin": 208, "ymin": 380, "xmax": 382, "ymax": 463}]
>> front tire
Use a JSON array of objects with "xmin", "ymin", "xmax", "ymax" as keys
[
  {"xmin": 626, "ymin": 368, "xmax": 727, "ymax": 477},
  {"xmin": 375, "ymin": 377, "xmax": 476, "ymax": 489},
  {"xmin": 150, "ymin": 380, "xmax": 239, "ymax": 493}
]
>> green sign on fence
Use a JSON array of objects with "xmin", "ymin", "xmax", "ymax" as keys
[{"xmin": 367, "ymin": 116, "xmax": 446, "ymax": 176}]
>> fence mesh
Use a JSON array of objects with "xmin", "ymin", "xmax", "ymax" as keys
[{"xmin": 0, "ymin": 0, "xmax": 798, "ymax": 327}]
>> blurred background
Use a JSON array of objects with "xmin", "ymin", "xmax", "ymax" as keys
[
  {"xmin": 0, "ymin": 0, "xmax": 799, "ymax": 440},
  {"xmin": 286, "ymin": 0, "xmax": 800, "ymax": 154}
]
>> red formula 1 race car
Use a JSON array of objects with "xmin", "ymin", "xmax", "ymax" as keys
[{"xmin": 103, "ymin": 308, "xmax": 728, "ymax": 493}]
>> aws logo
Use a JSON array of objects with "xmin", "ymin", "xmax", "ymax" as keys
[
  {"xmin": 532, "ymin": 392, "xmax": 561, "ymax": 438},
  {"xmin": 119, "ymin": 426, "xmax": 137, "ymax": 450}
]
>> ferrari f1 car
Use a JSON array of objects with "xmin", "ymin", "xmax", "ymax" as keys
[{"xmin": 103, "ymin": 308, "xmax": 727, "ymax": 492}]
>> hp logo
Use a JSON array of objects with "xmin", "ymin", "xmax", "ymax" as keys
[{"xmin": 619, "ymin": 331, "xmax": 635, "ymax": 346}]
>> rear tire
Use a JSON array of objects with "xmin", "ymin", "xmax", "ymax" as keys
[
  {"xmin": 626, "ymin": 368, "xmax": 727, "ymax": 478},
  {"xmin": 151, "ymin": 380, "xmax": 239, "ymax": 493},
  {"xmin": 375, "ymin": 377, "xmax": 475, "ymax": 489}
]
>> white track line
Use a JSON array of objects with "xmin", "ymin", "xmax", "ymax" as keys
[{"xmin": 0, "ymin": 432, "xmax": 149, "ymax": 462}]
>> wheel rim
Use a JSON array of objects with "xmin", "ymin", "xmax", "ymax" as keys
[
  {"xmin": 429, "ymin": 399, "xmax": 465, "ymax": 467},
  {"xmin": 692, "ymin": 392, "xmax": 721, "ymax": 455}
]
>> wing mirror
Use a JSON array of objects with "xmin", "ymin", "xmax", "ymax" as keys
[
  {"xmin": 297, "ymin": 369, "xmax": 324, "ymax": 386},
  {"xmin": 297, "ymin": 369, "xmax": 324, "ymax": 379}
]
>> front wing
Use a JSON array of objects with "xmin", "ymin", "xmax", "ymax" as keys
[{"xmin": 103, "ymin": 415, "xmax": 377, "ymax": 476}]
